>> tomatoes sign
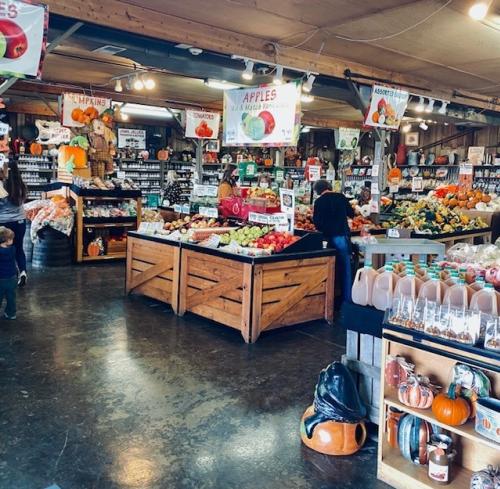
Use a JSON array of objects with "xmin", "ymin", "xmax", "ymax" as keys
[
  {"xmin": 0, "ymin": 1, "xmax": 48, "ymax": 79},
  {"xmin": 185, "ymin": 110, "xmax": 220, "ymax": 139}
]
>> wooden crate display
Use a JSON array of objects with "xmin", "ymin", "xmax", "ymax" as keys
[
  {"xmin": 251, "ymin": 256, "xmax": 335, "ymax": 342},
  {"xmin": 126, "ymin": 236, "xmax": 180, "ymax": 312},
  {"xmin": 178, "ymin": 249, "xmax": 252, "ymax": 342}
]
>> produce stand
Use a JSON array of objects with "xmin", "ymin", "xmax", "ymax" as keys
[
  {"xmin": 378, "ymin": 322, "xmax": 500, "ymax": 489},
  {"xmin": 125, "ymin": 232, "xmax": 335, "ymax": 343},
  {"xmin": 412, "ymin": 227, "xmax": 492, "ymax": 247}
]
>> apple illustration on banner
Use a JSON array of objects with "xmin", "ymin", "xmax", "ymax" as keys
[
  {"xmin": 0, "ymin": 19, "xmax": 28, "ymax": 59},
  {"xmin": 241, "ymin": 111, "xmax": 276, "ymax": 141}
]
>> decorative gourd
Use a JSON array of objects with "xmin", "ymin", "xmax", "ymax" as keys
[
  {"xmin": 471, "ymin": 465, "xmax": 500, "ymax": 489},
  {"xmin": 30, "ymin": 142, "xmax": 42, "ymax": 156},
  {"xmin": 157, "ymin": 149, "xmax": 169, "ymax": 161},
  {"xmin": 58, "ymin": 145, "xmax": 88, "ymax": 169},
  {"xmin": 87, "ymin": 241, "xmax": 100, "ymax": 257},
  {"xmin": 385, "ymin": 355, "xmax": 414, "ymax": 389},
  {"xmin": 388, "ymin": 167, "xmax": 402, "ymax": 184},
  {"xmin": 432, "ymin": 383, "xmax": 471, "ymax": 426},
  {"xmin": 398, "ymin": 375, "xmax": 434, "ymax": 409},
  {"xmin": 397, "ymin": 414, "xmax": 438, "ymax": 465}
]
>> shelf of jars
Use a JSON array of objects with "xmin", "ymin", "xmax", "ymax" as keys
[{"xmin": 17, "ymin": 155, "xmax": 56, "ymax": 200}]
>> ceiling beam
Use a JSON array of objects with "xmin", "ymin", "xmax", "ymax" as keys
[{"xmin": 44, "ymin": 0, "xmax": 500, "ymax": 112}]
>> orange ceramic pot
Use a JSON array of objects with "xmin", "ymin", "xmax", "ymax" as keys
[{"xmin": 300, "ymin": 405, "xmax": 367, "ymax": 456}]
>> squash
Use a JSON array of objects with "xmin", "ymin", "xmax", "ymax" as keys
[
  {"xmin": 30, "ymin": 142, "xmax": 42, "ymax": 156},
  {"xmin": 58, "ymin": 145, "xmax": 88, "ymax": 169},
  {"xmin": 157, "ymin": 149, "xmax": 169, "ymax": 161},
  {"xmin": 398, "ymin": 375, "xmax": 434, "ymax": 409},
  {"xmin": 87, "ymin": 241, "xmax": 101, "ymax": 257},
  {"xmin": 71, "ymin": 108, "xmax": 84, "ymax": 122},
  {"xmin": 432, "ymin": 383, "xmax": 470, "ymax": 426},
  {"xmin": 300, "ymin": 405, "xmax": 366, "ymax": 456}
]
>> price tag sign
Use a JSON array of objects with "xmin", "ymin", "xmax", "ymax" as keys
[
  {"xmin": 275, "ymin": 169, "xmax": 285, "ymax": 182},
  {"xmin": 412, "ymin": 176, "xmax": 423, "ymax": 193},
  {"xmin": 117, "ymin": 171, "xmax": 126, "ymax": 179},
  {"xmin": 326, "ymin": 169, "xmax": 335, "ymax": 181},
  {"xmin": 387, "ymin": 228, "xmax": 400, "ymax": 238},
  {"xmin": 0, "ymin": 123, "xmax": 9, "ymax": 136},
  {"xmin": 182, "ymin": 204, "xmax": 191, "ymax": 214},
  {"xmin": 248, "ymin": 212, "xmax": 269, "ymax": 224},
  {"xmin": 459, "ymin": 163, "xmax": 473, "ymax": 175},
  {"xmin": 173, "ymin": 204, "xmax": 183, "ymax": 213},
  {"xmin": 199, "ymin": 206, "xmax": 218, "ymax": 218},
  {"xmin": 369, "ymin": 199, "xmax": 379, "ymax": 214},
  {"xmin": 268, "ymin": 213, "xmax": 289, "ymax": 226},
  {"xmin": 370, "ymin": 181, "xmax": 380, "ymax": 195},
  {"xmin": 371, "ymin": 165, "xmax": 380, "ymax": 177},
  {"xmin": 308, "ymin": 165, "xmax": 321, "ymax": 182},
  {"xmin": 389, "ymin": 184, "xmax": 399, "ymax": 194},
  {"xmin": 246, "ymin": 164, "xmax": 256, "ymax": 177}
]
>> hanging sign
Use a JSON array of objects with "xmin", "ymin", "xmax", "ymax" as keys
[
  {"xmin": 467, "ymin": 146, "xmax": 485, "ymax": 166},
  {"xmin": 61, "ymin": 93, "xmax": 112, "ymax": 128},
  {"xmin": 117, "ymin": 128, "xmax": 146, "ymax": 149},
  {"xmin": 185, "ymin": 110, "xmax": 220, "ymax": 139},
  {"xmin": 0, "ymin": 122, "xmax": 9, "ymax": 136},
  {"xmin": 0, "ymin": 1, "xmax": 48, "ymax": 80},
  {"xmin": 35, "ymin": 120, "xmax": 71, "ymax": 145},
  {"xmin": 365, "ymin": 85, "xmax": 409, "ymax": 130},
  {"xmin": 336, "ymin": 127, "xmax": 360, "ymax": 150},
  {"xmin": 223, "ymin": 81, "xmax": 301, "ymax": 147},
  {"xmin": 275, "ymin": 168, "xmax": 285, "ymax": 182}
]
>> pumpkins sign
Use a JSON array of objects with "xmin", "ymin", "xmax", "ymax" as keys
[{"xmin": 61, "ymin": 93, "xmax": 112, "ymax": 128}]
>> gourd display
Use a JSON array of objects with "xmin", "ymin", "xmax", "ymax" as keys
[
  {"xmin": 58, "ymin": 145, "xmax": 88, "ymax": 169},
  {"xmin": 470, "ymin": 465, "xmax": 500, "ymax": 489},
  {"xmin": 29, "ymin": 142, "xmax": 42, "ymax": 156},
  {"xmin": 397, "ymin": 414, "xmax": 439, "ymax": 465},
  {"xmin": 432, "ymin": 384, "xmax": 471, "ymax": 426},
  {"xmin": 398, "ymin": 375, "xmax": 434, "ymax": 409}
]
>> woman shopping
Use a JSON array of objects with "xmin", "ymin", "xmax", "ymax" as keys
[
  {"xmin": 0, "ymin": 160, "xmax": 27, "ymax": 286},
  {"xmin": 217, "ymin": 164, "xmax": 237, "ymax": 201}
]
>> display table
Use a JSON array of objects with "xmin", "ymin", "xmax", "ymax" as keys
[
  {"xmin": 378, "ymin": 323, "xmax": 499, "ymax": 489},
  {"xmin": 125, "ymin": 232, "xmax": 335, "ymax": 343}
]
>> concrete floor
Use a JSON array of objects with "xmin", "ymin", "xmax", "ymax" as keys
[{"xmin": 0, "ymin": 264, "xmax": 389, "ymax": 489}]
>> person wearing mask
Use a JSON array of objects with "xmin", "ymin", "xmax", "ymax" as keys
[
  {"xmin": 312, "ymin": 179, "xmax": 354, "ymax": 302},
  {"xmin": 218, "ymin": 164, "xmax": 237, "ymax": 201},
  {"xmin": 0, "ymin": 160, "xmax": 27, "ymax": 287},
  {"xmin": 162, "ymin": 170, "xmax": 182, "ymax": 207}
]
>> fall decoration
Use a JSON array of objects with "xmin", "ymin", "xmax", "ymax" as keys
[
  {"xmin": 29, "ymin": 142, "xmax": 42, "ymax": 156},
  {"xmin": 432, "ymin": 383, "xmax": 471, "ymax": 426},
  {"xmin": 398, "ymin": 375, "xmax": 435, "ymax": 409}
]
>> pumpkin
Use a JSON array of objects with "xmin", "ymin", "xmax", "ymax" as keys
[
  {"xmin": 471, "ymin": 465, "xmax": 500, "ymax": 489},
  {"xmin": 84, "ymin": 106, "xmax": 99, "ymax": 120},
  {"xmin": 397, "ymin": 414, "xmax": 438, "ymax": 465},
  {"xmin": 58, "ymin": 145, "xmax": 88, "ymax": 169},
  {"xmin": 432, "ymin": 383, "xmax": 470, "ymax": 426},
  {"xmin": 398, "ymin": 375, "xmax": 434, "ymax": 409},
  {"xmin": 87, "ymin": 241, "xmax": 101, "ymax": 257},
  {"xmin": 71, "ymin": 108, "xmax": 84, "ymax": 122},
  {"xmin": 388, "ymin": 167, "xmax": 402, "ymax": 184},
  {"xmin": 157, "ymin": 149, "xmax": 169, "ymax": 161},
  {"xmin": 384, "ymin": 355, "xmax": 414, "ymax": 389},
  {"xmin": 300, "ymin": 405, "xmax": 366, "ymax": 456},
  {"xmin": 30, "ymin": 142, "xmax": 42, "ymax": 156}
]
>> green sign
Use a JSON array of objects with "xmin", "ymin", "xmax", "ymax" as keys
[{"xmin": 147, "ymin": 194, "xmax": 160, "ymax": 208}]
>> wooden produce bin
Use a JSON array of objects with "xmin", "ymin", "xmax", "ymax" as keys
[
  {"xmin": 178, "ymin": 243, "xmax": 335, "ymax": 343},
  {"xmin": 126, "ymin": 233, "xmax": 180, "ymax": 312}
]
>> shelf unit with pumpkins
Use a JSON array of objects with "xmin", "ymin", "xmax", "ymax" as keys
[
  {"xmin": 378, "ymin": 323, "xmax": 499, "ymax": 489},
  {"xmin": 69, "ymin": 185, "xmax": 142, "ymax": 263}
]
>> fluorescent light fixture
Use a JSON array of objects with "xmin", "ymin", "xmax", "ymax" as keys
[
  {"xmin": 416, "ymin": 117, "xmax": 423, "ymax": 122},
  {"xmin": 303, "ymin": 74, "xmax": 315, "ymax": 93},
  {"xmin": 469, "ymin": 1, "xmax": 491, "ymax": 20},
  {"xmin": 120, "ymin": 103, "xmax": 173, "ymax": 119},
  {"xmin": 300, "ymin": 94, "xmax": 314, "ymax": 103},
  {"xmin": 425, "ymin": 99, "xmax": 435, "ymax": 113},
  {"xmin": 114, "ymin": 79, "xmax": 123, "ymax": 92},
  {"xmin": 133, "ymin": 75, "xmax": 144, "ymax": 91},
  {"xmin": 204, "ymin": 79, "xmax": 240, "ymax": 90},
  {"xmin": 438, "ymin": 101, "xmax": 448, "ymax": 115},
  {"xmin": 273, "ymin": 65, "xmax": 283, "ymax": 85},
  {"xmin": 242, "ymin": 60, "xmax": 254, "ymax": 81},
  {"xmin": 402, "ymin": 123, "xmax": 412, "ymax": 133},
  {"xmin": 415, "ymin": 96, "xmax": 425, "ymax": 112},
  {"xmin": 144, "ymin": 77, "xmax": 156, "ymax": 90},
  {"xmin": 419, "ymin": 122, "xmax": 428, "ymax": 131},
  {"xmin": 301, "ymin": 126, "xmax": 311, "ymax": 133}
]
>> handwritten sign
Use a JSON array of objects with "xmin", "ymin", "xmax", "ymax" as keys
[{"xmin": 199, "ymin": 206, "xmax": 218, "ymax": 218}]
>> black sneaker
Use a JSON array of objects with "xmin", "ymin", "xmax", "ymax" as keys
[{"xmin": 18, "ymin": 271, "xmax": 27, "ymax": 287}]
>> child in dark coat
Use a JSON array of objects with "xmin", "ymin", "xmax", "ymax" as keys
[{"xmin": 0, "ymin": 226, "xmax": 17, "ymax": 319}]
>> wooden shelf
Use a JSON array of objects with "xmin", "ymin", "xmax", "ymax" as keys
[
  {"xmin": 82, "ymin": 253, "xmax": 126, "ymax": 261},
  {"xmin": 379, "ymin": 442, "xmax": 471, "ymax": 489},
  {"xmin": 384, "ymin": 395, "xmax": 498, "ymax": 450}
]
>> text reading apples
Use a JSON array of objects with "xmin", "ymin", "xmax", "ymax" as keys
[{"xmin": 0, "ymin": 19, "xmax": 28, "ymax": 59}]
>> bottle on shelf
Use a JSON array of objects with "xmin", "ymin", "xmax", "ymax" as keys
[
  {"xmin": 394, "ymin": 270, "xmax": 422, "ymax": 301},
  {"xmin": 443, "ymin": 278, "xmax": 470, "ymax": 309},
  {"xmin": 418, "ymin": 273, "xmax": 448, "ymax": 304},
  {"xmin": 351, "ymin": 261, "xmax": 378, "ymax": 307}
]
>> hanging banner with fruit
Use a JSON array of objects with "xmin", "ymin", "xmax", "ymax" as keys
[
  {"xmin": 185, "ymin": 110, "xmax": 220, "ymax": 139},
  {"xmin": 61, "ymin": 93, "xmax": 112, "ymax": 128},
  {"xmin": 223, "ymin": 81, "xmax": 301, "ymax": 147},
  {"xmin": 365, "ymin": 85, "xmax": 409, "ymax": 130},
  {"xmin": 0, "ymin": 1, "xmax": 48, "ymax": 79}
]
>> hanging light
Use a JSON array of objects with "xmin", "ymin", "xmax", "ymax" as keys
[
  {"xmin": 144, "ymin": 76, "xmax": 156, "ymax": 90},
  {"xmin": 438, "ymin": 101, "xmax": 448, "ymax": 115},
  {"xmin": 133, "ymin": 75, "xmax": 144, "ymax": 91},
  {"xmin": 469, "ymin": 1, "xmax": 491, "ymax": 20},
  {"xmin": 273, "ymin": 65, "xmax": 283, "ymax": 85},
  {"xmin": 114, "ymin": 79, "xmax": 123, "ymax": 92},
  {"xmin": 303, "ymin": 74, "xmax": 315, "ymax": 93},
  {"xmin": 425, "ymin": 98, "xmax": 435, "ymax": 113},
  {"xmin": 300, "ymin": 94, "xmax": 314, "ymax": 103},
  {"xmin": 241, "ymin": 60, "xmax": 254, "ymax": 81},
  {"xmin": 415, "ymin": 96, "xmax": 425, "ymax": 112},
  {"xmin": 402, "ymin": 123, "xmax": 412, "ymax": 133}
]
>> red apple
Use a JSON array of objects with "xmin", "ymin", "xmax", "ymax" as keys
[
  {"xmin": 258, "ymin": 111, "xmax": 275, "ymax": 135},
  {"xmin": 0, "ymin": 20, "xmax": 28, "ymax": 59}
]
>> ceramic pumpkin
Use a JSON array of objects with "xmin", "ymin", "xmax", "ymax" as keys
[
  {"xmin": 30, "ymin": 142, "xmax": 42, "ymax": 156},
  {"xmin": 398, "ymin": 375, "xmax": 434, "ymax": 409},
  {"xmin": 300, "ymin": 405, "xmax": 366, "ymax": 456},
  {"xmin": 397, "ymin": 414, "xmax": 438, "ymax": 465},
  {"xmin": 385, "ymin": 355, "xmax": 414, "ymax": 389},
  {"xmin": 58, "ymin": 145, "xmax": 88, "ymax": 169},
  {"xmin": 432, "ymin": 383, "xmax": 471, "ymax": 426}
]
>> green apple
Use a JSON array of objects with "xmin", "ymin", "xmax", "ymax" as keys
[{"xmin": 0, "ymin": 32, "xmax": 7, "ymax": 59}]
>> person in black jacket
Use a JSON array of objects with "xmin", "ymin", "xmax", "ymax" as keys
[{"xmin": 313, "ymin": 180, "xmax": 354, "ymax": 302}]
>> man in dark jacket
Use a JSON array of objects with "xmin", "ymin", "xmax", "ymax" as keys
[{"xmin": 313, "ymin": 180, "xmax": 354, "ymax": 302}]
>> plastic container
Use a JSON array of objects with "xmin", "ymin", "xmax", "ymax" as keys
[
  {"xmin": 445, "ymin": 271, "xmax": 459, "ymax": 287},
  {"xmin": 470, "ymin": 277, "xmax": 485, "ymax": 292},
  {"xmin": 352, "ymin": 262, "xmax": 378, "ymax": 306},
  {"xmin": 372, "ymin": 265, "xmax": 400, "ymax": 311},
  {"xmin": 443, "ymin": 279, "xmax": 469, "ymax": 309},
  {"xmin": 470, "ymin": 283, "xmax": 498, "ymax": 315},
  {"xmin": 394, "ymin": 270, "xmax": 422, "ymax": 301},
  {"xmin": 418, "ymin": 273, "xmax": 448, "ymax": 305}
]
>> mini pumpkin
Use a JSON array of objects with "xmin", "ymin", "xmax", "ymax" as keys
[
  {"xmin": 398, "ymin": 375, "xmax": 434, "ymax": 409},
  {"xmin": 432, "ymin": 383, "xmax": 470, "ymax": 426},
  {"xmin": 30, "ymin": 142, "xmax": 42, "ymax": 156},
  {"xmin": 87, "ymin": 241, "xmax": 101, "ymax": 257},
  {"xmin": 84, "ymin": 106, "xmax": 99, "ymax": 120}
]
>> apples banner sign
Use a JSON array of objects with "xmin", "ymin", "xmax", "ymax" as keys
[{"xmin": 0, "ymin": 1, "xmax": 48, "ymax": 79}]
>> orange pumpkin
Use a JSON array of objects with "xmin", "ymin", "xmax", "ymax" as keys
[
  {"xmin": 300, "ymin": 405, "xmax": 367, "ymax": 456},
  {"xmin": 398, "ymin": 375, "xmax": 434, "ymax": 409},
  {"xmin": 87, "ymin": 241, "xmax": 100, "ymax": 257},
  {"xmin": 30, "ymin": 142, "xmax": 42, "ymax": 156},
  {"xmin": 58, "ymin": 145, "xmax": 88, "ymax": 169},
  {"xmin": 157, "ymin": 149, "xmax": 169, "ymax": 161},
  {"xmin": 84, "ymin": 106, "xmax": 99, "ymax": 120},
  {"xmin": 482, "ymin": 194, "xmax": 491, "ymax": 203},
  {"xmin": 432, "ymin": 384, "xmax": 470, "ymax": 426},
  {"xmin": 388, "ymin": 167, "xmax": 402, "ymax": 184},
  {"xmin": 71, "ymin": 108, "xmax": 84, "ymax": 122}
]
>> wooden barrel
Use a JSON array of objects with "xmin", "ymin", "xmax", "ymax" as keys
[
  {"xmin": 23, "ymin": 220, "xmax": 33, "ymax": 262},
  {"xmin": 32, "ymin": 226, "xmax": 72, "ymax": 268}
]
